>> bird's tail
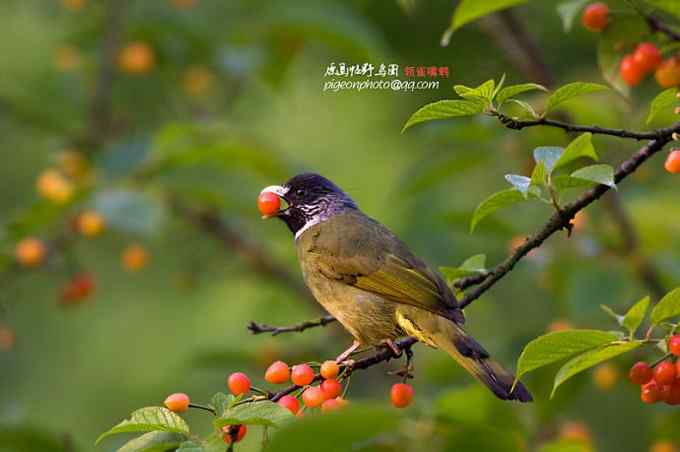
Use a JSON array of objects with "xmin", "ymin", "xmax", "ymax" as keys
[{"xmin": 432, "ymin": 322, "xmax": 532, "ymax": 402}]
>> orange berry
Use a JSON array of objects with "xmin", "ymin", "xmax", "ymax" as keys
[
  {"xmin": 59, "ymin": 273, "xmax": 95, "ymax": 305},
  {"xmin": 164, "ymin": 393, "xmax": 190, "ymax": 412},
  {"xmin": 320, "ymin": 360, "xmax": 340, "ymax": 379},
  {"xmin": 122, "ymin": 244, "xmax": 149, "ymax": 272},
  {"xmin": 221, "ymin": 425, "xmax": 246, "ymax": 444},
  {"xmin": 183, "ymin": 66, "xmax": 215, "ymax": 97},
  {"xmin": 629, "ymin": 361, "xmax": 653, "ymax": 385},
  {"xmin": 320, "ymin": 379, "xmax": 343, "ymax": 400},
  {"xmin": 655, "ymin": 57, "xmax": 680, "ymax": 88},
  {"xmin": 390, "ymin": 383, "xmax": 414, "ymax": 408},
  {"xmin": 633, "ymin": 42, "xmax": 662, "ymax": 73},
  {"xmin": 291, "ymin": 364, "xmax": 315, "ymax": 386},
  {"xmin": 593, "ymin": 363, "xmax": 619, "ymax": 391},
  {"xmin": 559, "ymin": 420, "xmax": 591, "ymax": 443},
  {"xmin": 570, "ymin": 211, "xmax": 588, "ymax": 232},
  {"xmin": 36, "ymin": 169, "xmax": 74, "ymax": 203},
  {"xmin": 581, "ymin": 2, "xmax": 608, "ymax": 32},
  {"xmin": 62, "ymin": 0, "xmax": 86, "ymax": 11},
  {"xmin": 277, "ymin": 395, "xmax": 300, "ymax": 414},
  {"xmin": 546, "ymin": 319, "xmax": 573, "ymax": 333},
  {"xmin": 265, "ymin": 361, "xmax": 290, "ymax": 384},
  {"xmin": 77, "ymin": 210, "xmax": 105, "ymax": 237},
  {"xmin": 320, "ymin": 397, "xmax": 347, "ymax": 413},
  {"xmin": 620, "ymin": 54, "xmax": 645, "ymax": 87},
  {"xmin": 650, "ymin": 441, "xmax": 678, "ymax": 452},
  {"xmin": 118, "ymin": 42, "xmax": 155, "ymax": 75},
  {"xmin": 0, "ymin": 327, "xmax": 15, "ymax": 352},
  {"xmin": 665, "ymin": 150, "xmax": 680, "ymax": 174},
  {"xmin": 642, "ymin": 381, "xmax": 660, "ymax": 404},
  {"xmin": 301, "ymin": 386, "xmax": 325, "ymax": 408},
  {"xmin": 257, "ymin": 191, "xmax": 281, "ymax": 217},
  {"xmin": 15, "ymin": 237, "xmax": 47, "ymax": 267},
  {"xmin": 227, "ymin": 372, "xmax": 251, "ymax": 396}
]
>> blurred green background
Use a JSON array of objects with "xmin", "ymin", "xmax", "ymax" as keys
[{"xmin": 1, "ymin": 0, "xmax": 680, "ymax": 451}]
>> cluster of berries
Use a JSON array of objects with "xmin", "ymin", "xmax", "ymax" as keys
[
  {"xmin": 163, "ymin": 359, "xmax": 415, "ymax": 445},
  {"xmin": 629, "ymin": 335, "xmax": 680, "ymax": 404},
  {"xmin": 581, "ymin": 3, "xmax": 680, "ymax": 88}
]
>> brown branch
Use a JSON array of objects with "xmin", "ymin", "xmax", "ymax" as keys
[
  {"xmin": 247, "ymin": 315, "xmax": 336, "ymax": 336},
  {"xmin": 493, "ymin": 112, "xmax": 663, "ymax": 140},
  {"xmin": 81, "ymin": 0, "xmax": 127, "ymax": 151},
  {"xmin": 459, "ymin": 122, "xmax": 680, "ymax": 308},
  {"xmin": 172, "ymin": 202, "xmax": 314, "ymax": 303},
  {"xmin": 645, "ymin": 14, "xmax": 680, "ymax": 41}
]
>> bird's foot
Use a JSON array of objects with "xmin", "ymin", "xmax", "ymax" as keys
[
  {"xmin": 339, "ymin": 358, "xmax": 355, "ymax": 369},
  {"xmin": 388, "ymin": 344, "xmax": 415, "ymax": 379},
  {"xmin": 335, "ymin": 340, "xmax": 361, "ymax": 363},
  {"xmin": 380, "ymin": 339, "xmax": 402, "ymax": 359}
]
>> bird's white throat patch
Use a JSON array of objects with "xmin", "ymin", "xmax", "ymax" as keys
[{"xmin": 294, "ymin": 216, "xmax": 324, "ymax": 240}]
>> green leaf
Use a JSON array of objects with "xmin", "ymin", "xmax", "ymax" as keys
[
  {"xmin": 557, "ymin": 0, "xmax": 589, "ymax": 32},
  {"xmin": 533, "ymin": 146, "xmax": 564, "ymax": 174},
  {"xmin": 546, "ymin": 82, "xmax": 609, "ymax": 112},
  {"xmin": 552, "ymin": 175, "xmax": 596, "ymax": 192},
  {"xmin": 504, "ymin": 174, "xmax": 532, "ymax": 197},
  {"xmin": 119, "ymin": 432, "xmax": 187, "ymax": 452},
  {"xmin": 496, "ymin": 83, "xmax": 548, "ymax": 106},
  {"xmin": 440, "ymin": 254, "xmax": 487, "ymax": 283},
  {"xmin": 622, "ymin": 296, "xmax": 650, "ymax": 336},
  {"xmin": 650, "ymin": 287, "xmax": 680, "ymax": 325},
  {"xmin": 505, "ymin": 98, "xmax": 539, "ymax": 118},
  {"xmin": 211, "ymin": 392, "xmax": 234, "ymax": 417},
  {"xmin": 448, "ymin": 0, "xmax": 528, "ymax": 32},
  {"xmin": 600, "ymin": 305, "xmax": 624, "ymax": 326},
  {"xmin": 402, "ymin": 99, "xmax": 486, "ymax": 132},
  {"xmin": 554, "ymin": 133, "xmax": 598, "ymax": 170},
  {"xmin": 470, "ymin": 188, "xmax": 527, "ymax": 233},
  {"xmin": 516, "ymin": 330, "xmax": 619, "ymax": 380},
  {"xmin": 646, "ymin": 0, "xmax": 680, "ymax": 20},
  {"xmin": 214, "ymin": 400, "xmax": 293, "ymax": 429},
  {"xmin": 493, "ymin": 73, "xmax": 507, "ymax": 98},
  {"xmin": 570, "ymin": 164, "xmax": 616, "ymax": 188},
  {"xmin": 531, "ymin": 162, "xmax": 547, "ymax": 186},
  {"xmin": 598, "ymin": 16, "xmax": 648, "ymax": 94},
  {"xmin": 551, "ymin": 341, "xmax": 642, "ymax": 397},
  {"xmin": 96, "ymin": 407, "xmax": 190, "ymax": 446},
  {"xmin": 177, "ymin": 441, "xmax": 204, "ymax": 451},
  {"xmin": 647, "ymin": 87, "xmax": 678, "ymax": 125}
]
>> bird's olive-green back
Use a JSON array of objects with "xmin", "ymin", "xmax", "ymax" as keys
[{"xmin": 296, "ymin": 210, "xmax": 462, "ymax": 322}]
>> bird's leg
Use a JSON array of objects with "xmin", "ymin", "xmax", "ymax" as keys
[
  {"xmin": 380, "ymin": 339, "xmax": 402, "ymax": 359},
  {"xmin": 335, "ymin": 340, "xmax": 361, "ymax": 365},
  {"xmin": 388, "ymin": 344, "xmax": 414, "ymax": 380}
]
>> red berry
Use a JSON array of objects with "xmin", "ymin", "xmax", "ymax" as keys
[
  {"xmin": 164, "ymin": 393, "xmax": 190, "ymax": 413},
  {"xmin": 629, "ymin": 361, "xmax": 653, "ymax": 385},
  {"xmin": 59, "ymin": 273, "xmax": 95, "ymax": 305},
  {"xmin": 277, "ymin": 395, "xmax": 300, "ymax": 414},
  {"xmin": 291, "ymin": 364, "xmax": 315, "ymax": 386},
  {"xmin": 654, "ymin": 361, "xmax": 677, "ymax": 385},
  {"xmin": 665, "ymin": 150, "xmax": 680, "ymax": 174},
  {"xmin": 641, "ymin": 381, "xmax": 660, "ymax": 404},
  {"xmin": 659, "ymin": 384, "xmax": 673, "ymax": 402},
  {"xmin": 320, "ymin": 397, "xmax": 347, "ymax": 413},
  {"xmin": 227, "ymin": 372, "xmax": 251, "ymax": 395},
  {"xmin": 320, "ymin": 360, "xmax": 340, "ymax": 380},
  {"xmin": 620, "ymin": 54, "xmax": 645, "ymax": 87},
  {"xmin": 390, "ymin": 383, "xmax": 414, "ymax": 408},
  {"xmin": 581, "ymin": 2, "xmax": 609, "ymax": 32},
  {"xmin": 320, "ymin": 379, "xmax": 343, "ymax": 400},
  {"xmin": 265, "ymin": 361, "xmax": 290, "ymax": 384},
  {"xmin": 222, "ymin": 425, "xmax": 247, "ymax": 444},
  {"xmin": 257, "ymin": 191, "xmax": 281, "ymax": 217},
  {"xmin": 633, "ymin": 42, "xmax": 662, "ymax": 73},
  {"xmin": 302, "ymin": 386, "xmax": 325, "ymax": 408},
  {"xmin": 669, "ymin": 335, "xmax": 680, "ymax": 356},
  {"xmin": 668, "ymin": 381, "xmax": 680, "ymax": 405},
  {"xmin": 655, "ymin": 57, "xmax": 680, "ymax": 88}
]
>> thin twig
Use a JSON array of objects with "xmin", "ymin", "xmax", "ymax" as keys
[
  {"xmin": 645, "ymin": 14, "xmax": 680, "ymax": 41},
  {"xmin": 247, "ymin": 315, "xmax": 337, "ymax": 336}
]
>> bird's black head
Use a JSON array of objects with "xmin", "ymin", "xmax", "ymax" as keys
[{"xmin": 260, "ymin": 173, "xmax": 357, "ymax": 238}]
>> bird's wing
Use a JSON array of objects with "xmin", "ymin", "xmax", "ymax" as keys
[{"xmin": 305, "ymin": 212, "xmax": 462, "ymax": 322}]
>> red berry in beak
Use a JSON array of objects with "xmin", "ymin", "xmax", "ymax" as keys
[{"xmin": 258, "ymin": 191, "xmax": 281, "ymax": 218}]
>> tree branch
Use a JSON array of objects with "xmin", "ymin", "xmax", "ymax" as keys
[
  {"xmin": 645, "ymin": 14, "xmax": 680, "ymax": 41},
  {"xmin": 493, "ymin": 111, "xmax": 663, "ymax": 140},
  {"xmin": 247, "ymin": 315, "xmax": 336, "ymax": 336},
  {"xmin": 459, "ymin": 123, "xmax": 680, "ymax": 308}
]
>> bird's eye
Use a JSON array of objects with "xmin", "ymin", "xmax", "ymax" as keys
[{"xmin": 295, "ymin": 188, "xmax": 306, "ymax": 197}]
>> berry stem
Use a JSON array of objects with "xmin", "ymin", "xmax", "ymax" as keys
[
  {"xmin": 188, "ymin": 403, "xmax": 216, "ymax": 415},
  {"xmin": 651, "ymin": 353, "xmax": 673, "ymax": 368}
]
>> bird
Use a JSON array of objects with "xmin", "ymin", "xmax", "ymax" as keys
[{"xmin": 259, "ymin": 173, "xmax": 532, "ymax": 402}]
